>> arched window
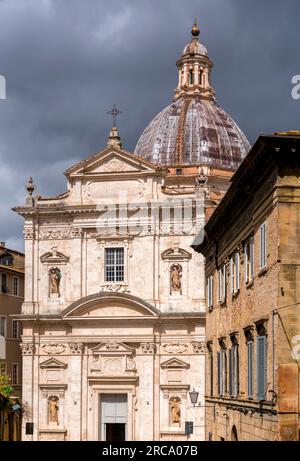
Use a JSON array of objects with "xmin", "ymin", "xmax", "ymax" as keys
[
  {"xmin": 0, "ymin": 254, "xmax": 13, "ymax": 266},
  {"xmin": 199, "ymin": 69, "xmax": 203, "ymax": 85},
  {"xmin": 189, "ymin": 69, "xmax": 193, "ymax": 85}
]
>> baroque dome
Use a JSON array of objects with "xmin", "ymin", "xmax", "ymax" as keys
[{"xmin": 134, "ymin": 21, "xmax": 250, "ymax": 168}]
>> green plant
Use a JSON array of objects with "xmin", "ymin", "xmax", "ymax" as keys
[{"xmin": 0, "ymin": 373, "xmax": 13, "ymax": 398}]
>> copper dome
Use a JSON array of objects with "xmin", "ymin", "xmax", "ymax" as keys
[
  {"xmin": 134, "ymin": 23, "xmax": 250, "ymax": 169},
  {"xmin": 134, "ymin": 97, "xmax": 250, "ymax": 168}
]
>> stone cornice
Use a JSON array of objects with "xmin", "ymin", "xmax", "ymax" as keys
[{"xmin": 15, "ymin": 311, "xmax": 205, "ymax": 322}]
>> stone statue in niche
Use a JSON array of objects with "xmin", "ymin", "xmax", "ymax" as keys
[
  {"xmin": 170, "ymin": 264, "xmax": 182, "ymax": 292},
  {"xmin": 170, "ymin": 396, "xmax": 181, "ymax": 424},
  {"xmin": 48, "ymin": 396, "xmax": 59, "ymax": 424},
  {"xmin": 49, "ymin": 267, "xmax": 61, "ymax": 297}
]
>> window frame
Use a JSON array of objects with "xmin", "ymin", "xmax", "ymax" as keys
[
  {"xmin": 0, "ymin": 362, "xmax": 7, "ymax": 375},
  {"xmin": 230, "ymin": 257, "xmax": 234, "ymax": 295},
  {"xmin": 12, "ymin": 362, "xmax": 19, "ymax": 385},
  {"xmin": 218, "ymin": 269, "xmax": 222, "ymax": 303},
  {"xmin": 247, "ymin": 340, "xmax": 254, "ymax": 399},
  {"xmin": 207, "ymin": 275, "xmax": 214, "ymax": 310},
  {"xmin": 12, "ymin": 320, "xmax": 19, "ymax": 339},
  {"xmin": 234, "ymin": 252, "xmax": 240, "ymax": 291},
  {"xmin": 1, "ymin": 272, "xmax": 8, "ymax": 293},
  {"xmin": 218, "ymin": 265, "xmax": 227, "ymax": 304},
  {"xmin": 13, "ymin": 276, "xmax": 19, "ymax": 296},
  {"xmin": 217, "ymin": 351, "xmax": 222, "ymax": 396},
  {"xmin": 0, "ymin": 316, "xmax": 7, "ymax": 337},
  {"xmin": 259, "ymin": 222, "xmax": 267, "ymax": 270},
  {"xmin": 229, "ymin": 343, "xmax": 239, "ymax": 398},
  {"xmin": 208, "ymin": 349, "xmax": 214, "ymax": 398},
  {"xmin": 256, "ymin": 335, "xmax": 267, "ymax": 400},
  {"xmin": 104, "ymin": 247, "xmax": 125, "ymax": 283}
]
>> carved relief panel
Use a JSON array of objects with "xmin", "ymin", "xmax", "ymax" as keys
[{"xmin": 89, "ymin": 341, "xmax": 136, "ymax": 378}]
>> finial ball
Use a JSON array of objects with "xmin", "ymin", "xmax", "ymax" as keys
[{"xmin": 191, "ymin": 19, "xmax": 200, "ymax": 37}]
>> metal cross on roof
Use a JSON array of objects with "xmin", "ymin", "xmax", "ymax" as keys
[{"xmin": 107, "ymin": 104, "xmax": 123, "ymax": 127}]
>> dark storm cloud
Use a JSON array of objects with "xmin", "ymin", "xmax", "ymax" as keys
[{"xmin": 0, "ymin": 0, "xmax": 299, "ymax": 250}]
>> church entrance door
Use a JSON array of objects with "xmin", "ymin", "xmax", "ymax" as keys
[{"xmin": 100, "ymin": 394, "xmax": 127, "ymax": 441}]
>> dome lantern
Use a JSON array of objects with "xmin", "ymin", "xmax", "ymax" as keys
[
  {"xmin": 134, "ymin": 22, "xmax": 251, "ymax": 168},
  {"xmin": 174, "ymin": 20, "xmax": 215, "ymax": 102}
]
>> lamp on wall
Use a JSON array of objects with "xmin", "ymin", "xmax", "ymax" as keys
[{"xmin": 189, "ymin": 388, "xmax": 199, "ymax": 407}]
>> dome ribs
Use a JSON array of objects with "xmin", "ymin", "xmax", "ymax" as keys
[{"xmin": 175, "ymin": 98, "xmax": 192, "ymax": 164}]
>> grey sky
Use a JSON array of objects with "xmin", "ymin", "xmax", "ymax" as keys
[{"xmin": 0, "ymin": 0, "xmax": 299, "ymax": 251}]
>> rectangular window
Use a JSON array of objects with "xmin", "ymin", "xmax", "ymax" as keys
[
  {"xmin": 1, "ymin": 273, "xmax": 8, "ymax": 293},
  {"xmin": 0, "ymin": 316, "xmax": 7, "ymax": 337},
  {"xmin": 259, "ymin": 222, "xmax": 266, "ymax": 269},
  {"xmin": 257, "ymin": 335, "xmax": 267, "ymax": 400},
  {"xmin": 12, "ymin": 363, "xmax": 18, "ymax": 385},
  {"xmin": 0, "ymin": 362, "xmax": 7, "ymax": 374},
  {"xmin": 247, "ymin": 340, "xmax": 254, "ymax": 399},
  {"xmin": 207, "ymin": 275, "xmax": 214, "ymax": 310},
  {"xmin": 105, "ymin": 248, "xmax": 124, "ymax": 282},
  {"xmin": 218, "ymin": 348, "xmax": 227, "ymax": 396},
  {"xmin": 229, "ymin": 344, "xmax": 239, "ymax": 398},
  {"xmin": 12, "ymin": 320, "xmax": 19, "ymax": 339},
  {"xmin": 13, "ymin": 276, "xmax": 19, "ymax": 296}
]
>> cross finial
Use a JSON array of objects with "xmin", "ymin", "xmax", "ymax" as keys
[{"xmin": 107, "ymin": 104, "xmax": 123, "ymax": 127}]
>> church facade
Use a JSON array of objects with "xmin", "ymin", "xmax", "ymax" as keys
[{"xmin": 14, "ymin": 22, "xmax": 249, "ymax": 441}]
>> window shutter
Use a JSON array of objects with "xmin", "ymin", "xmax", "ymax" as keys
[
  {"xmin": 250, "ymin": 237, "xmax": 254, "ymax": 277},
  {"xmin": 234, "ymin": 345, "xmax": 239, "ymax": 397},
  {"xmin": 244, "ymin": 242, "xmax": 248, "ymax": 283},
  {"xmin": 210, "ymin": 353, "xmax": 213, "ymax": 397},
  {"xmin": 208, "ymin": 276, "xmax": 213, "ymax": 309},
  {"xmin": 218, "ymin": 270, "xmax": 221, "ymax": 303},
  {"xmin": 257, "ymin": 336, "xmax": 267, "ymax": 400},
  {"xmin": 217, "ymin": 352, "xmax": 221, "ymax": 395},
  {"xmin": 223, "ymin": 265, "xmax": 226, "ymax": 301},
  {"xmin": 207, "ymin": 279, "xmax": 209, "ymax": 306},
  {"xmin": 247, "ymin": 341, "xmax": 253, "ymax": 399},
  {"xmin": 230, "ymin": 258, "xmax": 233, "ymax": 294},
  {"xmin": 235, "ymin": 253, "xmax": 240, "ymax": 290},
  {"xmin": 259, "ymin": 223, "xmax": 266, "ymax": 269},
  {"xmin": 222, "ymin": 349, "xmax": 226, "ymax": 394},
  {"xmin": 229, "ymin": 348, "xmax": 233, "ymax": 396}
]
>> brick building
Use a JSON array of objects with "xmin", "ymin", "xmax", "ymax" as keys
[
  {"xmin": 0, "ymin": 243, "xmax": 24, "ymax": 397},
  {"xmin": 193, "ymin": 132, "xmax": 300, "ymax": 441}
]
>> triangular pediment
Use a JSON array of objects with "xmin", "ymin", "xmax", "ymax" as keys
[
  {"xmin": 40, "ymin": 247, "xmax": 69, "ymax": 264},
  {"xmin": 91, "ymin": 228, "xmax": 141, "ymax": 241},
  {"xmin": 161, "ymin": 358, "xmax": 190, "ymax": 369},
  {"xmin": 92, "ymin": 341, "xmax": 134, "ymax": 355},
  {"xmin": 40, "ymin": 358, "xmax": 68, "ymax": 369},
  {"xmin": 65, "ymin": 147, "xmax": 162, "ymax": 177},
  {"xmin": 161, "ymin": 246, "xmax": 192, "ymax": 261}
]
